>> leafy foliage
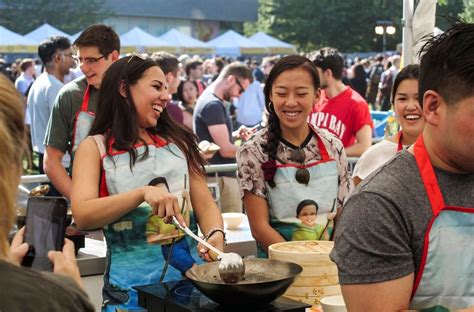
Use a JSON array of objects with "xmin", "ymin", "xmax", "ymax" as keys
[
  {"xmin": 1, "ymin": 0, "xmax": 111, "ymax": 35},
  {"xmin": 244, "ymin": 0, "xmax": 466, "ymax": 52},
  {"xmin": 460, "ymin": 0, "xmax": 474, "ymax": 22}
]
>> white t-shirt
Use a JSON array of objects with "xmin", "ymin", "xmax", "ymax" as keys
[{"xmin": 352, "ymin": 140, "xmax": 407, "ymax": 180}]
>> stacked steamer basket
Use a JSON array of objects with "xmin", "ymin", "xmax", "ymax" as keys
[{"xmin": 268, "ymin": 241, "xmax": 341, "ymax": 308}]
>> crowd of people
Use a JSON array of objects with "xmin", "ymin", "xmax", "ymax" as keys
[{"xmin": 0, "ymin": 20, "xmax": 472, "ymax": 311}]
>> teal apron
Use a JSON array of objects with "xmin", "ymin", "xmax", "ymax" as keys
[
  {"xmin": 96, "ymin": 134, "xmax": 201, "ymax": 311},
  {"xmin": 409, "ymin": 135, "xmax": 474, "ymax": 310},
  {"xmin": 71, "ymin": 85, "xmax": 95, "ymax": 154},
  {"xmin": 262, "ymin": 128, "xmax": 339, "ymax": 257}
]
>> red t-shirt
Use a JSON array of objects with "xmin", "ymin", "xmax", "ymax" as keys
[{"xmin": 309, "ymin": 87, "xmax": 372, "ymax": 147}]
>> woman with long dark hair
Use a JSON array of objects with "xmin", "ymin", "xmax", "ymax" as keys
[
  {"xmin": 353, "ymin": 64, "xmax": 423, "ymax": 186},
  {"xmin": 236, "ymin": 55, "xmax": 352, "ymax": 257},
  {"xmin": 176, "ymin": 79, "xmax": 198, "ymax": 130},
  {"xmin": 71, "ymin": 56, "xmax": 224, "ymax": 311}
]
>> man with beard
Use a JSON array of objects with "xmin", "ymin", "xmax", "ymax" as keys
[{"xmin": 193, "ymin": 62, "xmax": 253, "ymax": 213}]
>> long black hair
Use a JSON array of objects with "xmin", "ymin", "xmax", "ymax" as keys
[
  {"xmin": 262, "ymin": 55, "xmax": 320, "ymax": 187},
  {"xmin": 89, "ymin": 55, "xmax": 206, "ymax": 176}
]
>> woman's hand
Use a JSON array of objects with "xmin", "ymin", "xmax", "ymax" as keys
[
  {"xmin": 48, "ymin": 239, "xmax": 84, "ymax": 289},
  {"xmin": 9, "ymin": 227, "xmax": 29, "ymax": 265},
  {"xmin": 143, "ymin": 185, "xmax": 186, "ymax": 226},
  {"xmin": 198, "ymin": 231, "xmax": 225, "ymax": 262}
]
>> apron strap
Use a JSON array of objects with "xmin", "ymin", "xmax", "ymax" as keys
[
  {"xmin": 81, "ymin": 85, "xmax": 90, "ymax": 112},
  {"xmin": 414, "ymin": 135, "xmax": 445, "ymax": 216},
  {"xmin": 397, "ymin": 131, "xmax": 403, "ymax": 152},
  {"xmin": 309, "ymin": 124, "xmax": 330, "ymax": 161}
]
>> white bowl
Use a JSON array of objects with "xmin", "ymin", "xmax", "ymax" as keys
[
  {"xmin": 320, "ymin": 294, "xmax": 347, "ymax": 312},
  {"xmin": 222, "ymin": 212, "xmax": 244, "ymax": 229}
]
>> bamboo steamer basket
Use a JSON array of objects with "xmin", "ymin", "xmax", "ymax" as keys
[{"xmin": 268, "ymin": 240, "xmax": 341, "ymax": 307}]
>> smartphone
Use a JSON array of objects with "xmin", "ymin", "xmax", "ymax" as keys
[{"xmin": 21, "ymin": 196, "xmax": 68, "ymax": 271}]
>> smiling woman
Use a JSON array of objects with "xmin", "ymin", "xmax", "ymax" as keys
[
  {"xmin": 70, "ymin": 55, "xmax": 225, "ymax": 311},
  {"xmin": 352, "ymin": 64, "xmax": 422, "ymax": 186},
  {"xmin": 236, "ymin": 55, "xmax": 353, "ymax": 258}
]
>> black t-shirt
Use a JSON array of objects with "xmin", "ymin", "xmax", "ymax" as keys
[
  {"xmin": 194, "ymin": 89, "xmax": 235, "ymax": 170},
  {"xmin": 0, "ymin": 260, "xmax": 94, "ymax": 311}
]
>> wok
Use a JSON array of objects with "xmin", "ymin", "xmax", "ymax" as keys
[{"xmin": 185, "ymin": 258, "xmax": 302, "ymax": 306}]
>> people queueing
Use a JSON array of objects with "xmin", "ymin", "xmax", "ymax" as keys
[
  {"xmin": 331, "ymin": 21, "xmax": 474, "ymax": 311},
  {"xmin": 71, "ymin": 56, "xmax": 225, "ymax": 311},
  {"xmin": 236, "ymin": 55, "xmax": 352, "ymax": 257},
  {"xmin": 43, "ymin": 24, "xmax": 120, "ymax": 199}
]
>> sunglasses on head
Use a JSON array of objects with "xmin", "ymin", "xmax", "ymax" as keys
[
  {"xmin": 291, "ymin": 148, "xmax": 310, "ymax": 185},
  {"xmin": 127, "ymin": 52, "xmax": 148, "ymax": 64}
]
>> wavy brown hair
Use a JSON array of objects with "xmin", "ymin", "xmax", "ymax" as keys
[
  {"xmin": 0, "ymin": 74, "xmax": 27, "ymax": 258},
  {"xmin": 89, "ymin": 56, "xmax": 206, "ymax": 176}
]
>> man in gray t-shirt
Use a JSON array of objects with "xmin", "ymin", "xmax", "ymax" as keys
[{"xmin": 332, "ymin": 22, "xmax": 474, "ymax": 311}]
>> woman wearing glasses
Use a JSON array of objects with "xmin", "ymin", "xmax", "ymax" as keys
[
  {"xmin": 236, "ymin": 55, "xmax": 352, "ymax": 257},
  {"xmin": 71, "ymin": 55, "xmax": 224, "ymax": 311}
]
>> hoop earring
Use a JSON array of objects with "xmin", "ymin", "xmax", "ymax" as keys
[{"xmin": 268, "ymin": 102, "xmax": 275, "ymax": 113}]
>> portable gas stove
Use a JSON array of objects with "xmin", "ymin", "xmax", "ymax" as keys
[{"xmin": 134, "ymin": 279, "xmax": 310, "ymax": 312}]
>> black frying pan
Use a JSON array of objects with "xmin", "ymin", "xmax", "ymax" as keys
[{"xmin": 185, "ymin": 258, "xmax": 302, "ymax": 306}]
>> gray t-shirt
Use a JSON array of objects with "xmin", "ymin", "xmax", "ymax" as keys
[
  {"xmin": 193, "ymin": 89, "xmax": 235, "ymax": 168},
  {"xmin": 44, "ymin": 76, "xmax": 99, "ymax": 156},
  {"xmin": 0, "ymin": 260, "xmax": 94, "ymax": 311},
  {"xmin": 331, "ymin": 150, "xmax": 474, "ymax": 285}
]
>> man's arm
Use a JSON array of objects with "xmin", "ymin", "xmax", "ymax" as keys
[
  {"xmin": 43, "ymin": 145, "xmax": 72, "ymax": 199},
  {"xmin": 208, "ymin": 124, "xmax": 238, "ymax": 158},
  {"xmin": 345, "ymin": 124, "xmax": 372, "ymax": 157},
  {"xmin": 341, "ymin": 273, "xmax": 413, "ymax": 312}
]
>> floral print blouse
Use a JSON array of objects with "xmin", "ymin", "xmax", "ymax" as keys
[{"xmin": 236, "ymin": 126, "xmax": 353, "ymax": 211}]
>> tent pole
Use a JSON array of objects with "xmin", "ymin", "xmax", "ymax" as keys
[{"xmin": 402, "ymin": 0, "xmax": 414, "ymax": 66}]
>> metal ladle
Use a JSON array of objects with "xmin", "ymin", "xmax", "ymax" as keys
[{"xmin": 172, "ymin": 217, "xmax": 245, "ymax": 283}]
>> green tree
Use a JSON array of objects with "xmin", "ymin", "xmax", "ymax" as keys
[
  {"xmin": 1, "ymin": 0, "xmax": 110, "ymax": 35},
  {"xmin": 460, "ymin": 0, "xmax": 474, "ymax": 22},
  {"xmin": 245, "ymin": 0, "xmax": 465, "ymax": 53}
]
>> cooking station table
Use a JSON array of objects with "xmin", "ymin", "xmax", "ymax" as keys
[{"xmin": 134, "ymin": 279, "xmax": 311, "ymax": 312}]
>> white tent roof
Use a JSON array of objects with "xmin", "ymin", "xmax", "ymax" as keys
[
  {"xmin": 25, "ymin": 23, "xmax": 72, "ymax": 43},
  {"xmin": 69, "ymin": 31, "xmax": 81, "ymax": 43},
  {"xmin": 0, "ymin": 26, "xmax": 37, "ymax": 53},
  {"xmin": 249, "ymin": 32, "xmax": 296, "ymax": 54},
  {"xmin": 120, "ymin": 27, "xmax": 177, "ymax": 53},
  {"xmin": 207, "ymin": 30, "xmax": 266, "ymax": 57},
  {"xmin": 158, "ymin": 28, "xmax": 214, "ymax": 54}
]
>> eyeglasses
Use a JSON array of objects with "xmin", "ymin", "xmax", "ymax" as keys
[
  {"xmin": 235, "ymin": 78, "xmax": 245, "ymax": 95},
  {"xmin": 74, "ymin": 55, "xmax": 105, "ymax": 66},
  {"xmin": 291, "ymin": 148, "xmax": 310, "ymax": 185}
]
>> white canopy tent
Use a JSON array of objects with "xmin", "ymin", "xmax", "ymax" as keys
[
  {"xmin": 0, "ymin": 26, "xmax": 37, "ymax": 53},
  {"xmin": 25, "ymin": 23, "xmax": 72, "ymax": 43},
  {"xmin": 158, "ymin": 28, "xmax": 214, "ymax": 54},
  {"xmin": 207, "ymin": 30, "xmax": 267, "ymax": 57},
  {"xmin": 248, "ymin": 32, "xmax": 297, "ymax": 55},
  {"xmin": 120, "ymin": 27, "xmax": 177, "ymax": 54}
]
